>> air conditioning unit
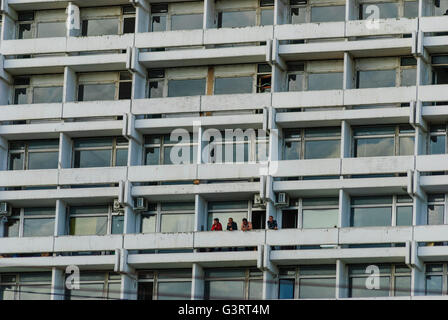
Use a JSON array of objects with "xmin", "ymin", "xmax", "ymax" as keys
[
  {"xmin": 0, "ymin": 202, "xmax": 11, "ymax": 216},
  {"xmin": 275, "ymin": 193, "xmax": 290, "ymax": 207},
  {"xmin": 112, "ymin": 199, "xmax": 124, "ymax": 215},
  {"xmin": 134, "ymin": 197, "xmax": 148, "ymax": 211},
  {"xmin": 253, "ymin": 194, "xmax": 266, "ymax": 208}
]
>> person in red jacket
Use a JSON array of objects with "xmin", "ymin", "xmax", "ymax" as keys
[{"xmin": 211, "ymin": 218, "xmax": 222, "ymax": 231}]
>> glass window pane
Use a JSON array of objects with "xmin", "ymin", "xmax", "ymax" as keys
[
  {"xmin": 69, "ymin": 216, "xmax": 108, "ymax": 235},
  {"xmin": 299, "ymin": 278, "xmax": 336, "ymax": 299},
  {"xmin": 111, "ymin": 216, "xmax": 124, "ymax": 234},
  {"xmin": 357, "ymin": 70, "xmax": 396, "ymax": 88},
  {"xmin": 161, "ymin": 202, "xmax": 195, "ymax": 211},
  {"xmin": 152, "ymin": 15, "xmax": 166, "ymax": 32},
  {"xmin": 85, "ymin": 19, "xmax": 119, "ymax": 36},
  {"xmin": 425, "ymin": 275, "xmax": 442, "ymax": 296},
  {"xmin": 74, "ymin": 150, "xmax": 112, "ymax": 168},
  {"xmin": 279, "ymin": 279, "xmax": 295, "ymax": 299},
  {"xmin": 37, "ymin": 22, "xmax": 66, "ymax": 38},
  {"xmin": 304, "ymin": 140, "xmax": 340, "ymax": 159},
  {"xmin": 6, "ymin": 219, "xmax": 20, "ymax": 237},
  {"xmin": 79, "ymin": 83, "xmax": 115, "ymax": 101},
  {"xmin": 350, "ymin": 277, "xmax": 390, "ymax": 297},
  {"xmin": 69, "ymin": 283, "xmax": 104, "ymax": 300},
  {"xmin": 404, "ymin": 1, "xmax": 418, "ymax": 18},
  {"xmin": 395, "ymin": 276, "xmax": 411, "ymax": 297},
  {"xmin": 28, "ymin": 152, "xmax": 58, "ymax": 170},
  {"xmin": 0, "ymin": 286, "xmax": 15, "ymax": 300},
  {"xmin": 352, "ymin": 196, "xmax": 392, "ymax": 206},
  {"xmin": 249, "ymin": 280, "xmax": 263, "ymax": 300},
  {"xmin": 74, "ymin": 138, "xmax": 111, "ymax": 148},
  {"xmin": 361, "ymin": 3, "xmax": 398, "ymax": 19},
  {"xmin": 149, "ymin": 81, "xmax": 164, "ymax": 98},
  {"xmin": 168, "ymin": 79, "xmax": 205, "ymax": 97},
  {"xmin": 160, "ymin": 214, "xmax": 194, "ymax": 233},
  {"xmin": 428, "ymin": 205, "xmax": 444, "ymax": 225},
  {"xmin": 141, "ymin": 215, "xmax": 156, "ymax": 233},
  {"xmin": 220, "ymin": 11, "xmax": 256, "ymax": 28},
  {"xmin": 208, "ymin": 201, "xmax": 247, "ymax": 211},
  {"xmin": 396, "ymin": 206, "xmax": 413, "ymax": 226},
  {"xmin": 14, "ymin": 88, "xmax": 28, "ymax": 105},
  {"xmin": 214, "ymin": 77, "xmax": 253, "ymax": 95},
  {"xmin": 355, "ymin": 137, "xmax": 394, "ymax": 157},
  {"xmin": 18, "ymin": 23, "xmax": 32, "ymax": 39},
  {"xmin": 171, "ymin": 14, "xmax": 203, "ymax": 30},
  {"xmin": 399, "ymin": 136, "xmax": 414, "ymax": 155},
  {"xmin": 303, "ymin": 197, "xmax": 339, "ymax": 207},
  {"xmin": 23, "ymin": 218, "xmax": 54, "ymax": 237},
  {"xmin": 19, "ymin": 285, "xmax": 51, "ymax": 300},
  {"xmin": 158, "ymin": 282, "xmax": 191, "ymax": 300},
  {"xmin": 311, "ymin": 6, "xmax": 345, "ymax": 23},
  {"xmin": 33, "ymin": 86, "xmax": 63, "ymax": 103},
  {"xmin": 261, "ymin": 9, "xmax": 274, "ymax": 26},
  {"xmin": 9, "ymin": 153, "xmax": 24, "ymax": 170},
  {"xmin": 430, "ymin": 135, "xmax": 446, "ymax": 154},
  {"xmin": 107, "ymin": 282, "xmax": 121, "ymax": 300},
  {"xmin": 145, "ymin": 147, "xmax": 160, "ymax": 165},
  {"xmin": 308, "ymin": 73, "xmax": 343, "ymax": 91},
  {"xmin": 401, "ymin": 68, "xmax": 416, "ymax": 87},
  {"xmin": 303, "ymin": 209, "xmax": 338, "ymax": 229},
  {"xmin": 284, "ymin": 141, "xmax": 300, "ymax": 160},
  {"xmin": 206, "ymin": 280, "xmax": 244, "ymax": 300},
  {"xmin": 116, "ymin": 148, "xmax": 128, "ymax": 167},
  {"xmin": 351, "ymin": 207, "xmax": 392, "ymax": 227},
  {"xmin": 288, "ymin": 74, "xmax": 303, "ymax": 91}
]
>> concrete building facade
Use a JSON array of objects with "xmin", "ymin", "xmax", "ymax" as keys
[{"xmin": 1, "ymin": 0, "xmax": 448, "ymax": 300}]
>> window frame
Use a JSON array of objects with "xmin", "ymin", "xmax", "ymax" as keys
[
  {"xmin": 144, "ymin": 134, "xmax": 197, "ymax": 166},
  {"xmin": 8, "ymin": 140, "xmax": 59, "ymax": 171},
  {"xmin": 65, "ymin": 272, "xmax": 121, "ymax": 300},
  {"xmin": 68, "ymin": 204, "xmax": 124, "ymax": 236},
  {"xmin": 0, "ymin": 272, "xmax": 52, "ymax": 300},
  {"xmin": 137, "ymin": 270, "xmax": 192, "ymax": 300},
  {"xmin": 5, "ymin": 207, "xmax": 55, "ymax": 238},
  {"xmin": 140, "ymin": 202, "xmax": 196, "ymax": 234},
  {"xmin": 72, "ymin": 137, "xmax": 129, "ymax": 168},
  {"xmin": 77, "ymin": 71, "xmax": 132, "ymax": 102},
  {"xmin": 81, "ymin": 5, "xmax": 136, "ymax": 37}
]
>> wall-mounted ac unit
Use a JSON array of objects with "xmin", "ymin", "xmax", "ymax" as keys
[
  {"xmin": 112, "ymin": 199, "xmax": 125, "ymax": 215},
  {"xmin": 0, "ymin": 202, "xmax": 11, "ymax": 216},
  {"xmin": 275, "ymin": 192, "xmax": 290, "ymax": 207},
  {"xmin": 134, "ymin": 197, "xmax": 148, "ymax": 212},
  {"xmin": 253, "ymin": 194, "xmax": 266, "ymax": 208}
]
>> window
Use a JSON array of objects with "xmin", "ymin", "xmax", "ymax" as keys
[
  {"xmin": 350, "ymin": 195, "xmax": 413, "ymax": 227},
  {"xmin": 204, "ymin": 268, "xmax": 263, "ymax": 300},
  {"xmin": 349, "ymin": 264, "xmax": 411, "ymax": 297},
  {"xmin": 150, "ymin": 2, "xmax": 203, "ymax": 32},
  {"xmin": 290, "ymin": 1, "xmax": 346, "ymax": 24},
  {"xmin": 214, "ymin": 76, "xmax": 253, "ymax": 95},
  {"xmin": 17, "ymin": 10, "xmax": 66, "ymax": 39},
  {"xmin": 77, "ymin": 72, "xmax": 132, "ymax": 102},
  {"xmin": 287, "ymin": 61, "xmax": 344, "ymax": 91},
  {"xmin": 202, "ymin": 130, "xmax": 269, "ymax": 164},
  {"xmin": 8, "ymin": 140, "xmax": 59, "ymax": 170},
  {"xmin": 144, "ymin": 134, "xmax": 197, "ymax": 166},
  {"xmin": 353, "ymin": 125, "xmax": 415, "ymax": 157},
  {"xmin": 65, "ymin": 272, "xmax": 121, "ymax": 300},
  {"xmin": 81, "ymin": 6, "xmax": 135, "ymax": 36},
  {"xmin": 0, "ymin": 272, "xmax": 52, "ymax": 300},
  {"xmin": 283, "ymin": 127, "xmax": 341, "ymax": 160},
  {"xmin": 429, "ymin": 125, "xmax": 448, "ymax": 154},
  {"xmin": 302, "ymin": 198, "xmax": 339, "ymax": 229},
  {"xmin": 424, "ymin": 263, "xmax": 448, "ymax": 296},
  {"xmin": 217, "ymin": 0, "xmax": 273, "ymax": 28},
  {"xmin": 140, "ymin": 202, "xmax": 195, "ymax": 234},
  {"xmin": 168, "ymin": 78, "xmax": 206, "ymax": 97},
  {"xmin": 279, "ymin": 265, "xmax": 336, "ymax": 299},
  {"xmin": 427, "ymin": 194, "xmax": 446, "ymax": 225},
  {"xmin": 311, "ymin": 5, "xmax": 346, "ymax": 23},
  {"xmin": 5, "ymin": 207, "xmax": 55, "ymax": 238},
  {"xmin": 73, "ymin": 137, "xmax": 128, "ymax": 168},
  {"xmin": 356, "ymin": 57, "xmax": 416, "ymax": 88},
  {"xmin": 359, "ymin": 2, "xmax": 398, "ymax": 19},
  {"xmin": 138, "ymin": 270, "xmax": 192, "ymax": 300},
  {"xmin": 69, "ymin": 205, "xmax": 124, "ymax": 236},
  {"xmin": 13, "ymin": 75, "xmax": 63, "ymax": 105},
  {"xmin": 207, "ymin": 201, "xmax": 249, "ymax": 230}
]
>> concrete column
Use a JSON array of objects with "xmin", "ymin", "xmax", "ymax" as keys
[
  {"xmin": 0, "ymin": 136, "xmax": 7, "ymax": 171},
  {"xmin": 346, "ymin": 0, "xmax": 358, "ymax": 21},
  {"xmin": 419, "ymin": 0, "xmax": 434, "ymax": 17},
  {"xmin": 344, "ymin": 52, "xmax": 356, "ymax": 90},
  {"xmin": 121, "ymin": 274, "xmax": 138, "ymax": 300},
  {"xmin": 336, "ymin": 259, "xmax": 349, "ymax": 298},
  {"xmin": 0, "ymin": 217, "xmax": 6, "ymax": 238},
  {"xmin": 63, "ymin": 67, "xmax": 77, "ymax": 103},
  {"xmin": 59, "ymin": 133, "xmax": 72, "ymax": 169},
  {"xmin": 339, "ymin": 189, "xmax": 350, "ymax": 228},
  {"xmin": 417, "ymin": 56, "xmax": 431, "ymax": 86},
  {"xmin": 195, "ymin": 195, "xmax": 207, "ymax": 232},
  {"xmin": 412, "ymin": 263, "xmax": 426, "ymax": 296},
  {"xmin": 0, "ymin": 76, "xmax": 11, "ymax": 106},
  {"xmin": 274, "ymin": 0, "xmax": 289, "ymax": 25},
  {"xmin": 204, "ymin": 0, "xmax": 216, "ymax": 29},
  {"xmin": 135, "ymin": 1, "xmax": 150, "ymax": 33},
  {"xmin": 263, "ymin": 270, "xmax": 278, "ymax": 299},
  {"xmin": 67, "ymin": 2, "xmax": 81, "ymax": 37},
  {"xmin": 414, "ymin": 192, "xmax": 428, "ymax": 226},
  {"xmin": 192, "ymin": 263, "xmax": 204, "ymax": 300},
  {"xmin": 341, "ymin": 120, "xmax": 351, "ymax": 158},
  {"xmin": 51, "ymin": 268, "xmax": 65, "ymax": 300},
  {"xmin": 54, "ymin": 200, "xmax": 68, "ymax": 236},
  {"xmin": 132, "ymin": 72, "xmax": 146, "ymax": 100},
  {"xmin": 1, "ymin": 8, "xmax": 17, "ymax": 40},
  {"xmin": 272, "ymin": 64, "xmax": 286, "ymax": 93}
]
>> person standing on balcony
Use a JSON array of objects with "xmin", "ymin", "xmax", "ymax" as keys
[
  {"xmin": 211, "ymin": 218, "xmax": 222, "ymax": 231},
  {"xmin": 226, "ymin": 217, "xmax": 237, "ymax": 231},
  {"xmin": 267, "ymin": 216, "xmax": 278, "ymax": 230},
  {"xmin": 241, "ymin": 218, "xmax": 252, "ymax": 231}
]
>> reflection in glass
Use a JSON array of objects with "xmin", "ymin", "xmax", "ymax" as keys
[
  {"xmin": 430, "ymin": 135, "xmax": 446, "ymax": 154},
  {"xmin": 396, "ymin": 206, "xmax": 412, "ymax": 226},
  {"xmin": 158, "ymin": 282, "xmax": 191, "ymax": 300},
  {"xmin": 171, "ymin": 14, "xmax": 203, "ymax": 30},
  {"xmin": 74, "ymin": 150, "xmax": 111, "ymax": 168},
  {"xmin": 220, "ymin": 11, "xmax": 256, "ymax": 28},
  {"xmin": 37, "ymin": 22, "xmax": 66, "ymax": 38},
  {"xmin": 168, "ymin": 79, "xmax": 205, "ymax": 97},
  {"xmin": 78, "ymin": 83, "xmax": 115, "ymax": 101},
  {"xmin": 23, "ymin": 219, "xmax": 54, "ymax": 237},
  {"xmin": 206, "ymin": 281, "xmax": 245, "ymax": 300},
  {"xmin": 28, "ymin": 152, "xmax": 58, "ymax": 170},
  {"xmin": 399, "ymin": 136, "xmax": 414, "ymax": 156},
  {"xmin": 303, "ymin": 209, "xmax": 338, "ymax": 229},
  {"xmin": 425, "ymin": 275, "xmax": 442, "ymax": 295},
  {"xmin": 299, "ymin": 278, "xmax": 336, "ymax": 298},
  {"xmin": 350, "ymin": 207, "xmax": 392, "ymax": 227},
  {"xmin": 69, "ymin": 217, "xmax": 108, "ymax": 235},
  {"xmin": 33, "ymin": 86, "xmax": 63, "ymax": 104},
  {"xmin": 358, "ymin": 70, "xmax": 396, "ymax": 88},
  {"xmin": 350, "ymin": 277, "xmax": 390, "ymax": 297},
  {"xmin": 160, "ymin": 214, "xmax": 194, "ymax": 233},
  {"xmin": 214, "ymin": 77, "xmax": 253, "ymax": 95},
  {"xmin": 141, "ymin": 215, "xmax": 156, "ymax": 233},
  {"xmin": 308, "ymin": 73, "xmax": 343, "ymax": 91},
  {"xmin": 304, "ymin": 140, "xmax": 340, "ymax": 159},
  {"xmin": 311, "ymin": 6, "xmax": 345, "ymax": 23},
  {"xmin": 355, "ymin": 137, "xmax": 394, "ymax": 157},
  {"xmin": 84, "ymin": 19, "xmax": 119, "ymax": 36},
  {"xmin": 428, "ymin": 205, "xmax": 444, "ymax": 225}
]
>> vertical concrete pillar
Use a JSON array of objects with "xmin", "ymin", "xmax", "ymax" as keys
[
  {"xmin": 121, "ymin": 274, "xmax": 138, "ymax": 300},
  {"xmin": 51, "ymin": 268, "xmax": 65, "ymax": 300},
  {"xmin": 195, "ymin": 195, "xmax": 207, "ymax": 232},
  {"xmin": 341, "ymin": 120, "xmax": 351, "ymax": 158},
  {"xmin": 0, "ymin": 74, "xmax": 11, "ymax": 106},
  {"xmin": 419, "ymin": 0, "xmax": 434, "ymax": 17},
  {"xmin": 339, "ymin": 190, "xmax": 350, "ymax": 228},
  {"xmin": 63, "ymin": 67, "xmax": 77, "ymax": 103},
  {"xmin": 66, "ymin": 2, "xmax": 81, "ymax": 37},
  {"xmin": 414, "ymin": 192, "xmax": 428, "ymax": 226},
  {"xmin": 336, "ymin": 259, "xmax": 349, "ymax": 298},
  {"xmin": 272, "ymin": 64, "xmax": 286, "ymax": 93},
  {"xmin": 1, "ymin": 6, "xmax": 17, "ymax": 40},
  {"xmin": 204, "ymin": 0, "xmax": 216, "ymax": 29},
  {"xmin": 263, "ymin": 270, "xmax": 278, "ymax": 299},
  {"xmin": 412, "ymin": 264, "xmax": 426, "ymax": 296},
  {"xmin": 192, "ymin": 263, "xmax": 204, "ymax": 300},
  {"xmin": 344, "ymin": 52, "xmax": 356, "ymax": 90},
  {"xmin": 0, "ymin": 136, "xmax": 7, "ymax": 171},
  {"xmin": 135, "ymin": 0, "xmax": 150, "ymax": 33},
  {"xmin": 55, "ymin": 200, "xmax": 68, "ymax": 236},
  {"xmin": 59, "ymin": 133, "xmax": 72, "ymax": 169},
  {"xmin": 274, "ymin": 0, "xmax": 288, "ymax": 25}
]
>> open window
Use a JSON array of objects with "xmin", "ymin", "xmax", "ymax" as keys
[{"xmin": 13, "ymin": 74, "xmax": 63, "ymax": 104}]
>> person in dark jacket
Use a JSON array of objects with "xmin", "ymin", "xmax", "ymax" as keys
[{"xmin": 226, "ymin": 217, "xmax": 237, "ymax": 231}]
